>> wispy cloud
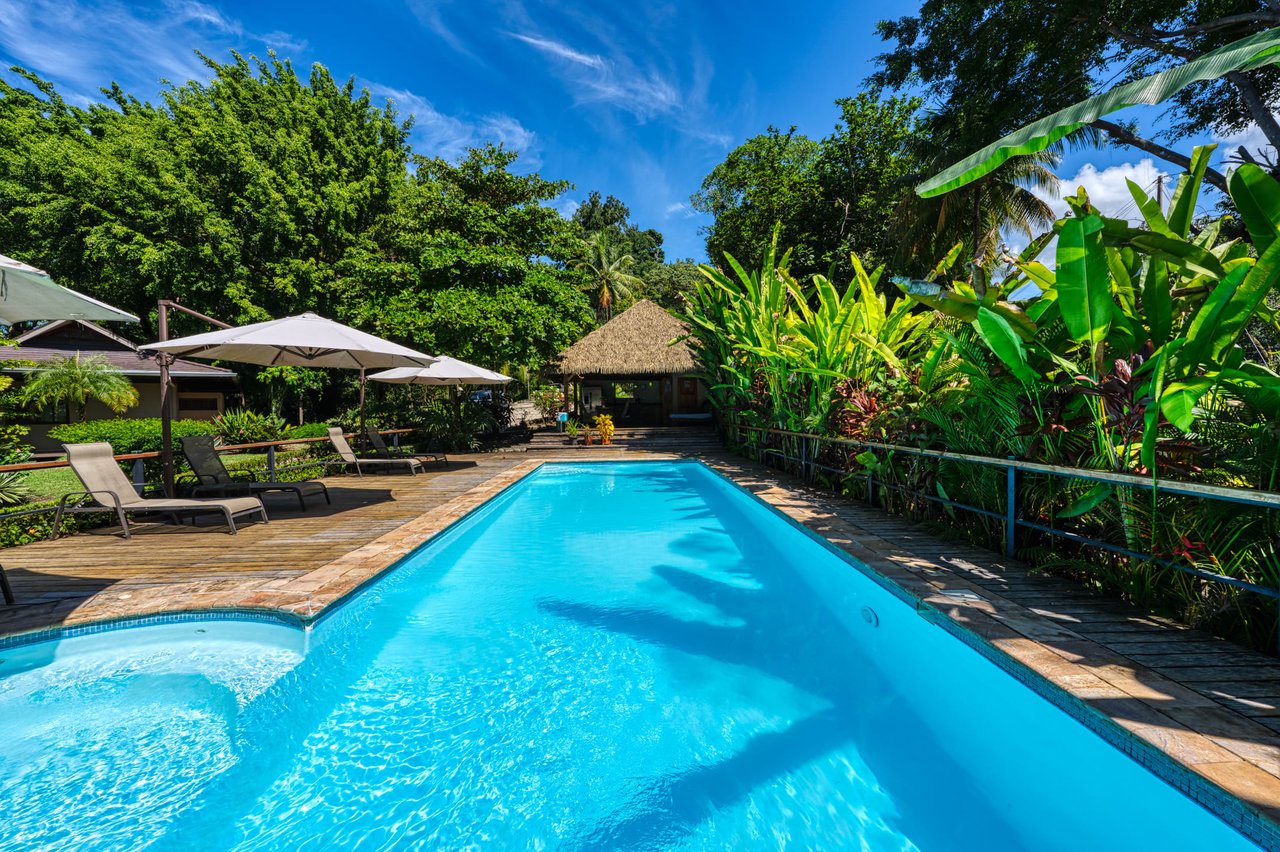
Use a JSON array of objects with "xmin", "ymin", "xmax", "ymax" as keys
[
  {"xmin": 508, "ymin": 28, "xmax": 680, "ymax": 121},
  {"xmin": 509, "ymin": 33, "xmax": 606, "ymax": 70},
  {"xmin": 0, "ymin": 0, "xmax": 305, "ymax": 100},
  {"xmin": 364, "ymin": 82, "xmax": 538, "ymax": 163}
]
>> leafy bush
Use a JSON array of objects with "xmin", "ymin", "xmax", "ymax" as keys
[
  {"xmin": 285, "ymin": 422, "xmax": 334, "ymax": 440},
  {"xmin": 213, "ymin": 409, "xmax": 287, "ymax": 444},
  {"xmin": 419, "ymin": 399, "xmax": 496, "ymax": 452},
  {"xmin": 531, "ymin": 385, "xmax": 565, "ymax": 423},
  {"xmin": 48, "ymin": 418, "xmax": 218, "ymax": 453}
]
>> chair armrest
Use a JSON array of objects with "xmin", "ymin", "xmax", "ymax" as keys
[{"xmin": 58, "ymin": 489, "xmax": 125, "ymax": 511}]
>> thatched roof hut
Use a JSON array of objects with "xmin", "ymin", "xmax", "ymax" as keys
[{"xmin": 555, "ymin": 299, "xmax": 697, "ymax": 378}]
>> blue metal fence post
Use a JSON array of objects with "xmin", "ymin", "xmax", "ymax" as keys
[
  {"xmin": 392, "ymin": 432, "xmax": 401, "ymax": 449},
  {"xmin": 1005, "ymin": 456, "xmax": 1018, "ymax": 558},
  {"xmin": 131, "ymin": 459, "xmax": 145, "ymax": 496},
  {"xmin": 266, "ymin": 445, "xmax": 277, "ymax": 482}
]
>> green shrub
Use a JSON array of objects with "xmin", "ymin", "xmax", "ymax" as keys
[
  {"xmin": 285, "ymin": 422, "xmax": 334, "ymax": 440},
  {"xmin": 48, "ymin": 418, "xmax": 217, "ymax": 453},
  {"xmin": 213, "ymin": 409, "xmax": 287, "ymax": 444}
]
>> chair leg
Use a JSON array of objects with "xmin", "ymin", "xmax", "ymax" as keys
[
  {"xmin": 295, "ymin": 488, "xmax": 306, "ymax": 511},
  {"xmin": 0, "ymin": 565, "xmax": 14, "ymax": 605},
  {"xmin": 49, "ymin": 503, "xmax": 66, "ymax": 541},
  {"xmin": 321, "ymin": 484, "xmax": 331, "ymax": 505},
  {"xmin": 259, "ymin": 504, "xmax": 270, "ymax": 525},
  {"xmin": 225, "ymin": 509, "xmax": 238, "ymax": 535},
  {"xmin": 118, "ymin": 507, "xmax": 131, "ymax": 540}
]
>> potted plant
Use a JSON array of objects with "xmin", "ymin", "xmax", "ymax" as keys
[
  {"xmin": 564, "ymin": 419, "xmax": 580, "ymax": 445},
  {"xmin": 594, "ymin": 414, "xmax": 615, "ymax": 445},
  {"xmin": 584, "ymin": 427, "xmax": 595, "ymax": 445}
]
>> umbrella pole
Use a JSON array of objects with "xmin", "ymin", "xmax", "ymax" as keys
[
  {"xmin": 358, "ymin": 368, "xmax": 367, "ymax": 438},
  {"xmin": 158, "ymin": 302, "xmax": 174, "ymax": 498}
]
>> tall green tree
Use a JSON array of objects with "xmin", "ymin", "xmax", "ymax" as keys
[
  {"xmin": 0, "ymin": 56, "xmax": 595, "ymax": 408},
  {"xmin": 692, "ymin": 93, "xmax": 933, "ymax": 279},
  {"xmin": 20, "ymin": 353, "xmax": 139, "ymax": 421},
  {"xmin": 345, "ymin": 144, "xmax": 594, "ymax": 367}
]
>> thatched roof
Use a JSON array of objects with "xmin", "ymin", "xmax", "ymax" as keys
[{"xmin": 556, "ymin": 299, "xmax": 697, "ymax": 377}]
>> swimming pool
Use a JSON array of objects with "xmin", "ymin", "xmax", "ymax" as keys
[{"xmin": 0, "ymin": 461, "xmax": 1260, "ymax": 850}]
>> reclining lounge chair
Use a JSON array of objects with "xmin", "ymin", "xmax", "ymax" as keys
[
  {"xmin": 364, "ymin": 428, "xmax": 447, "ymax": 466},
  {"xmin": 52, "ymin": 442, "xmax": 268, "ymax": 539},
  {"xmin": 181, "ymin": 435, "xmax": 330, "ymax": 511},
  {"xmin": 328, "ymin": 428, "xmax": 421, "ymax": 475}
]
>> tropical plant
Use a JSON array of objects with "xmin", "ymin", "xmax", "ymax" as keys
[
  {"xmin": 574, "ymin": 230, "xmax": 644, "ymax": 321},
  {"xmin": 212, "ymin": 409, "xmax": 288, "ymax": 444},
  {"xmin": 531, "ymin": 385, "xmax": 566, "ymax": 423},
  {"xmin": 914, "ymin": 26, "xmax": 1280, "ymax": 198},
  {"xmin": 594, "ymin": 413, "xmax": 615, "ymax": 444},
  {"xmin": 875, "ymin": 4, "xmax": 1280, "ymax": 191},
  {"xmin": 418, "ymin": 398, "xmax": 495, "ymax": 453},
  {"xmin": 19, "ymin": 353, "xmax": 138, "ymax": 421}
]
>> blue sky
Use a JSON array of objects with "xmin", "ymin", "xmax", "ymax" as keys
[{"xmin": 0, "ymin": 1, "xmax": 1259, "ymax": 263}]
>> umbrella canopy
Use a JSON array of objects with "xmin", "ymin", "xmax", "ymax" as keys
[
  {"xmin": 139, "ymin": 312, "xmax": 435, "ymax": 369},
  {"xmin": 0, "ymin": 253, "xmax": 139, "ymax": 325},
  {"xmin": 369, "ymin": 356, "xmax": 511, "ymax": 386}
]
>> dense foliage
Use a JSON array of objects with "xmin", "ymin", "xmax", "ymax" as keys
[
  {"xmin": 871, "ymin": 2, "xmax": 1280, "ymax": 183},
  {"xmin": 684, "ymin": 148, "xmax": 1280, "ymax": 650},
  {"xmin": 693, "ymin": 93, "xmax": 933, "ymax": 280},
  {"xmin": 0, "ymin": 55, "xmax": 596, "ymax": 414}
]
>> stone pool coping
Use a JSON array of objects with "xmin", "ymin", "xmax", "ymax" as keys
[{"xmin": 3, "ymin": 453, "xmax": 1277, "ymax": 847}]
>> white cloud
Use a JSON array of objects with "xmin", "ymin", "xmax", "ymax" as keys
[
  {"xmin": 1009, "ymin": 157, "xmax": 1169, "ymax": 269},
  {"xmin": 664, "ymin": 201, "xmax": 697, "ymax": 219},
  {"xmin": 0, "ymin": 0, "xmax": 305, "ymax": 99},
  {"xmin": 364, "ymin": 82, "xmax": 538, "ymax": 163},
  {"xmin": 1048, "ymin": 159, "xmax": 1166, "ymax": 223}
]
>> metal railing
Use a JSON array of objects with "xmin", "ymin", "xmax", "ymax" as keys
[{"xmin": 727, "ymin": 423, "xmax": 1280, "ymax": 649}]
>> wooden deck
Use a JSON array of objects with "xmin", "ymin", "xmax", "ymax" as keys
[
  {"xmin": 2, "ymin": 447, "xmax": 1280, "ymax": 845},
  {"xmin": 0, "ymin": 456, "xmax": 535, "ymax": 635}
]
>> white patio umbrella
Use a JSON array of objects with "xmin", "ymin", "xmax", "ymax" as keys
[
  {"xmin": 368, "ymin": 356, "xmax": 511, "ymax": 386},
  {"xmin": 0, "ymin": 253, "xmax": 139, "ymax": 325},
  {"xmin": 139, "ymin": 312, "xmax": 437, "ymax": 494},
  {"xmin": 139, "ymin": 312, "xmax": 435, "ymax": 370}
]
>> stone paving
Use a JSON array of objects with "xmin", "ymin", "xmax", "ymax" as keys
[{"xmin": 2, "ymin": 447, "xmax": 1279, "ymax": 846}]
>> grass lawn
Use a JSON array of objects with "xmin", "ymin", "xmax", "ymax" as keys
[
  {"xmin": 21, "ymin": 467, "xmax": 80, "ymax": 501},
  {"xmin": 18, "ymin": 450, "xmax": 327, "ymax": 503}
]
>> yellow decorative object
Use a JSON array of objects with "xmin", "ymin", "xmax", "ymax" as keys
[{"xmin": 594, "ymin": 414, "xmax": 615, "ymax": 445}]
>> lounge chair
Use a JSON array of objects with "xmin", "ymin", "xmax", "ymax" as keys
[
  {"xmin": 327, "ymin": 428, "xmax": 421, "ymax": 475},
  {"xmin": 51, "ymin": 442, "xmax": 268, "ymax": 539},
  {"xmin": 364, "ymin": 428, "xmax": 447, "ymax": 466},
  {"xmin": 181, "ymin": 435, "xmax": 330, "ymax": 511}
]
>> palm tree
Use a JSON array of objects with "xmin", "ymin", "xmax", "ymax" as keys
[
  {"xmin": 575, "ymin": 231, "xmax": 644, "ymax": 321},
  {"xmin": 895, "ymin": 146, "xmax": 1060, "ymax": 268},
  {"xmin": 21, "ymin": 352, "xmax": 139, "ymax": 421}
]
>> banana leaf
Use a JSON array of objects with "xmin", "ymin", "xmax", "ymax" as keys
[{"xmin": 916, "ymin": 28, "xmax": 1280, "ymax": 197}]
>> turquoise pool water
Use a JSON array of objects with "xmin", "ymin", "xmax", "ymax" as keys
[{"xmin": 0, "ymin": 461, "xmax": 1259, "ymax": 850}]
